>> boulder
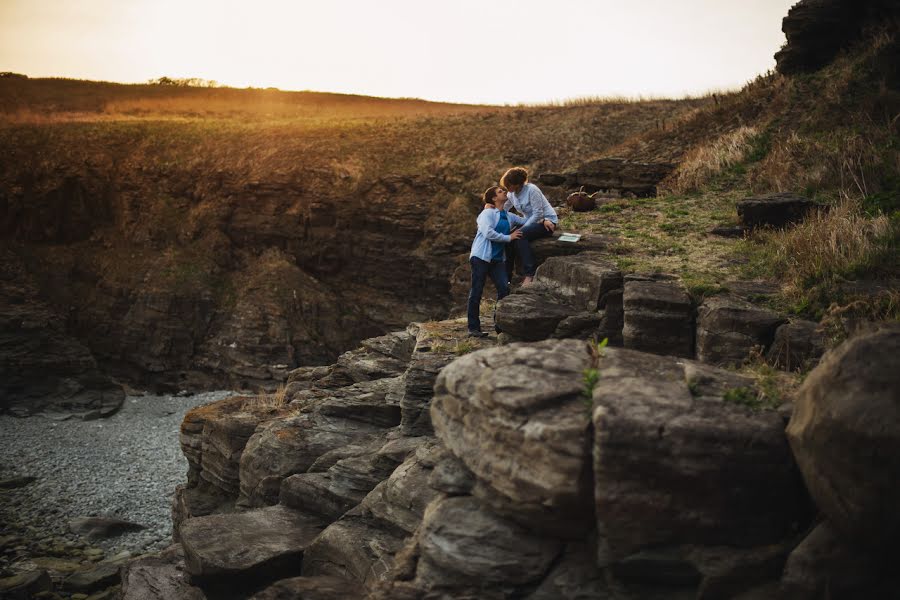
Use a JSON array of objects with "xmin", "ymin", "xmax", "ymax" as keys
[
  {"xmin": 432, "ymin": 339, "xmax": 595, "ymax": 536},
  {"xmin": 171, "ymin": 482, "xmax": 236, "ymax": 542},
  {"xmin": 180, "ymin": 396, "xmax": 275, "ymax": 495},
  {"xmin": 68, "ymin": 516, "xmax": 145, "ymax": 540},
  {"xmin": 786, "ymin": 324, "xmax": 900, "ymax": 549},
  {"xmin": 523, "ymin": 543, "xmax": 612, "ymax": 600},
  {"xmin": 538, "ymin": 173, "xmax": 567, "ymax": 186},
  {"xmin": 238, "ymin": 409, "xmax": 389, "ymax": 506},
  {"xmin": 623, "ymin": 275, "xmax": 694, "ymax": 357},
  {"xmin": 593, "ymin": 348, "xmax": 808, "ymax": 561},
  {"xmin": 62, "ymin": 561, "xmax": 122, "ymax": 593},
  {"xmin": 495, "ymin": 290, "xmax": 576, "ymax": 342},
  {"xmin": 736, "ymin": 192, "xmax": 817, "ymax": 229},
  {"xmin": 299, "ymin": 440, "xmax": 438, "ymax": 587},
  {"xmin": 279, "ymin": 450, "xmax": 400, "ymax": 520},
  {"xmin": 530, "ymin": 232, "xmax": 616, "ymax": 264},
  {"xmin": 180, "ymin": 506, "xmax": 326, "ymax": 585},
  {"xmin": 398, "ymin": 319, "xmax": 491, "ymax": 436},
  {"xmin": 695, "ymin": 295, "xmax": 786, "ymax": 366},
  {"xmin": 319, "ymin": 330, "xmax": 416, "ymax": 388},
  {"xmin": 414, "ymin": 496, "xmax": 563, "ymax": 593},
  {"xmin": 533, "ymin": 253, "xmax": 623, "ymax": 313},
  {"xmin": 0, "ymin": 570, "xmax": 53, "ymax": 600},
  {"xmin": 288, "ymin": 376, "xmax": 404, "ymax": 428},
  {"xmin": 357, "ymin": 441, "xmax": 443, "ymax": 534},
  {"xmin": 767, "ymin": 320, "xmax": 825, "ymax": 371},
  {"xmin": 249, "ymin": 575, "xmax": 365, "ymax": 599},
  {"xmin": 300, "ymin": 516, "xmax": 406, "ymax": 587},
  {"xmin": 399, "ymin": 352, "xmax": 454, "ymax": 437},
  {"xmin": 774, "ymin": 0, "xmax": 899, "ymax": 75},
  {"xmin": 493, "ymin": 255, "xmax": 618, "ymax": 344},
  {"xmin": 120, "ymin": 545, "xmax": 206, "ymax": 600},
  {"xmin": 563, "ymin": 158, "xmax": 677, "ymax": 197},
  {"xmin": 779, "ymin": 522, "xmax": 897, "ymax": 599}
]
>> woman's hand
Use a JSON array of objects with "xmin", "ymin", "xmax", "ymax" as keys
[
  {"xmin": 510, "ymin": 229, "xmax": 524, "ymax": 240},
  {"xmin": 484, "ymin": 204, "xmax": 493, "ymax": 210},
  {"xmin": 543, "ymin": 219, "xmax": 556, "ymax": 232}
]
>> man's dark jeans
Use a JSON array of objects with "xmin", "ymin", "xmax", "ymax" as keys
[
  {"xmin": 505, "ymin": 221, "xmax": 554, "ymax": 279},
  {"xmin": 467, "ymin": 256, "xmax": 510, "ymax": 332}
]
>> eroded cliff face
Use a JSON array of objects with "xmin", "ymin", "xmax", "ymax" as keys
[{"xmin": 2, "ymin": 164, "xmax": 476, "ymax": 397}]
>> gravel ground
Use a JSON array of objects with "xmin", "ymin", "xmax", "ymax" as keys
[{"xmin": 0, "ymin": 390, "xmax": 233, "ymax": 556}]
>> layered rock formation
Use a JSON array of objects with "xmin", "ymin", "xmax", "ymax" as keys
[
  {"xmin": 539, "ymin": 158, "xmax": 677, "ymax": 197},
  {"xmin": 0, "ymin": 248, "xmax": 124, "ymax": 417},
  {"xmin": 1, "ymin": 168, "xmax": 476, "ymax": 396},
  {"xmin": 774, "ymin": 0, "xmax": 900, "ymax": 75}
]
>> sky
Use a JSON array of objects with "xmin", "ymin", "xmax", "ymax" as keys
[{"xmin": 0, "ymin": 0, "xmax": 797, "ymax": 105}]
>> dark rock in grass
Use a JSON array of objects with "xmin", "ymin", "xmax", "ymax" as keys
[
  {"xmin": 786, "ymin": 324, "xmax": 900, "ymax": 549},
  {"xmin": 696, "ymin": 295, "xmax": 786, "ymax": 367},
  {"xmin": 623, "ymin": 275, "xmax": 694, "ymax": 358},
  {"xmin": 709, "ymin": 225, "xmax": 745, "ymax": 238},
  {"xmin": 68, "ymin": 516, "xmax": 145, "ymax": 540},
  {"xmin": 538, "ymin": 173, "xmax": 567, "ymax": 186},
  {"xmin": 736, "ymin": 192, "xmax": 817, "ymax": 229},
  {"xmin": 249, "ymin": 575, "xmax": 365, "ymax": 599},
  {"xmin": 564, "ymin": 158, "xmax": 677, "ymax": 197},
  {"xmin": 767, "ymin": 320, "xmax": 826, "ymax": 371}
]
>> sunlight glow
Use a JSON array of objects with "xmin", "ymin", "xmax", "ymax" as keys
[{"xmin": 0, "ymin": 0, "xmax": 797, "ymax": 104}]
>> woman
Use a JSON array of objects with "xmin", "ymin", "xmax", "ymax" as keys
[
  {"xmin": 499, "ymin": 167, "xmax": 558, "ymax": 285},
  {"xmin": 467, "ymin": 186, "xmax": 525, "ymax": 337}
]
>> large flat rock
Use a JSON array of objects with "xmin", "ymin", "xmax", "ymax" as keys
[{"xmin": 180, "ymin": 505, "xmax": 326, "ymax": 583}]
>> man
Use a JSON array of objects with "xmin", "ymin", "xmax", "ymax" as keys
[{"xmin": 467, "ymin": 186, "xmax": 525, "ymax": 337}]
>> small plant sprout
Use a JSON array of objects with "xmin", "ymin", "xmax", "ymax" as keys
[{"xmin": 582, "ymin": 338, "xmax": 609, "ymax": 403}]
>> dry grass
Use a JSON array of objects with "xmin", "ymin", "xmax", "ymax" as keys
[
  {"xmin": 756, "ymin": 197, "xmax": 896, "ymax": 296},
  {"xmin": 664, "ymin": 126, "xmax": 759, "ymax": 194},
  {"xmin": 242, "ymin": 385, "xmax": 289, "ymax": 410}
]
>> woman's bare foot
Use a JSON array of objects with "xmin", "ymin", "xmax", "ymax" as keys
[{"xmin": 522, "ymin": 276, "xmax": 534, "ymax": 286}]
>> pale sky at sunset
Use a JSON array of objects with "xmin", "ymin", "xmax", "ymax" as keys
[{"xmin": 0, "ymin": 0, "xmax": 797, "ymax": 105}]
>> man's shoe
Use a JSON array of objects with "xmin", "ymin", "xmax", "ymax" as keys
[{"xmin": 467, "ymin": 330, "xmax": 488, "ymax": 338}]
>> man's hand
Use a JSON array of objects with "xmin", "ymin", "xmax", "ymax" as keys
[
  {"xmin": 484, "ymin": 204, "xmax": 493, "ymax": 210},
  {"xmin": 543, "ymin": 219, "xmax": 556, "ymax": 232},
  {"xmin": 509, "ymin": 229, "xmax": 524, "ymax": 240}
]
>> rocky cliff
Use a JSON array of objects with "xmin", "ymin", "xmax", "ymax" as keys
[
  {"xmin": 106, "ymin": 241, "xmax": 900, "ymax": 599},
  {"xmin": 0, "ymin": 79, "xmax": 701, "ymax": 410}
]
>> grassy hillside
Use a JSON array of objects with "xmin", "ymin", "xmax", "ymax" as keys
[{"xmin": 562, "ymin": 25, "xmax": 899, "ymax": 339}]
